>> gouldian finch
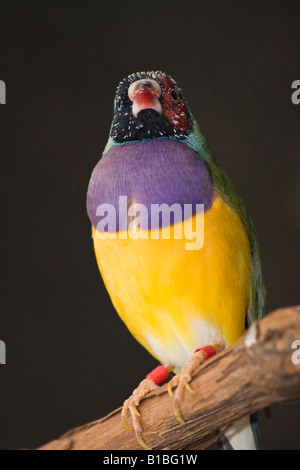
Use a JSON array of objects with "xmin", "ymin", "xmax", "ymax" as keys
[{"xmin": 87, "ymin": 71, "xmax": 265, "ymax": 450}]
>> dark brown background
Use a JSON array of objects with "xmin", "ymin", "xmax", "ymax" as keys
[{"xmin": 0, "ymin": 0, "xmax": 299, "ymax": 450}]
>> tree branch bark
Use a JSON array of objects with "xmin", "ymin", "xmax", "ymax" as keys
[{"xmin": 38, "ymin": 305, "xmax": 300, "ymax": 450}]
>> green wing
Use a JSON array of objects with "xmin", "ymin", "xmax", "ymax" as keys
[{"xmin": 186, "ymin": 121, "xmax": 265, "ymax": 325}]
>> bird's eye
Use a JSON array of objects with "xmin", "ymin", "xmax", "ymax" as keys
[{"xmin": 171, "ymin": 89, "xmax": 179, "ymax": 102}]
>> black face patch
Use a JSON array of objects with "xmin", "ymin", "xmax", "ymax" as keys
[{"xmin": 110, "ymin": 71, "xmax": 192, "ymax": 143}]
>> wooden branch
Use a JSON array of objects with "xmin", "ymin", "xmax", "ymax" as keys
[{"xmin": 38, "ymin": 305, "xmax": 300, "ymax": 450}]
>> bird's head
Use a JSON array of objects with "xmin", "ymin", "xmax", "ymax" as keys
[{"xmin": 108, "ymin": 71, "xmax": 194, "ymax": 146}]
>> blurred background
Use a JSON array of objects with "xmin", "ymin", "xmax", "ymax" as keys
[{"xmin": 0, "ymin": 0, "xmax": 299, "ymax": 450}]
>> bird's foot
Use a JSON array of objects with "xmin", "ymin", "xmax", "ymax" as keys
[
  {"xmin": 121, "ymin": 378, "xmax": 159, "ymax": 450},
  {"xmin": 168, "ymin": 342, "xmax": 220, "ymax": 424},
  {"xmin": 121, "ymin": 364, "xmax": 173, "ymax": 450}
]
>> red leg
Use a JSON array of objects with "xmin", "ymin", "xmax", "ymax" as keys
[
  {"xmin": 168, "ymin": 342, "xmax": 221, "ymax": 423},
  {"xmin": 122, "ymin": 343, "xmax": 221, "ymax": 449},
  {"xmin": 121, "ymin": 364, "xmax": 174, "ymax": 449}
]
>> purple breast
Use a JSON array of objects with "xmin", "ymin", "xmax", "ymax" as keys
[{"xmin": 87, "ymin": 139, "xmax": 213, "ymax": 232}]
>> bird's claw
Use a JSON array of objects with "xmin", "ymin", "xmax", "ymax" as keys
[
  {"xmin": 168, "ymin": 373, "xmax": 194, "ymax": 423},
  {"xmin": 168, "ymin": 350, "xmax": 207, "ymax": 423},
  {"xmin": 122, "ymin": 348, "xmax": 217, "ymax": 447},
  {"xmin": 121, "ymin": 413, "xmax": 133, "ymax": 432},
  {"xmin": 121, "ymin": 378, "xmax": 158, "ymax": 450},
  {"xmin": 132, "ymin": 403, "xmax": 141, "ymax": 417}
]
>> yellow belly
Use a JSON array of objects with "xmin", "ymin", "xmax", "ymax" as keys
[{"xmin": 92, "ymin": 193, "xmax": 251, "ymax": 369}]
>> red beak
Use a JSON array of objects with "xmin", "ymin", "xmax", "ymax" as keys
[{"xmin": 128, "ymin": 79, "xmax": 162, "ymax": 117}]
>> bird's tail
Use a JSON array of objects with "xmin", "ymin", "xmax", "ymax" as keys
[{"xmin": 220, "ymin": 414, "xmax": 261, "ymax": 450}]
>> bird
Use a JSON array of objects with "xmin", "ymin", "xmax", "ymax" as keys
[{"xmin": 86, "ymin": 71, "xmax": 265, "ymax": 450}]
